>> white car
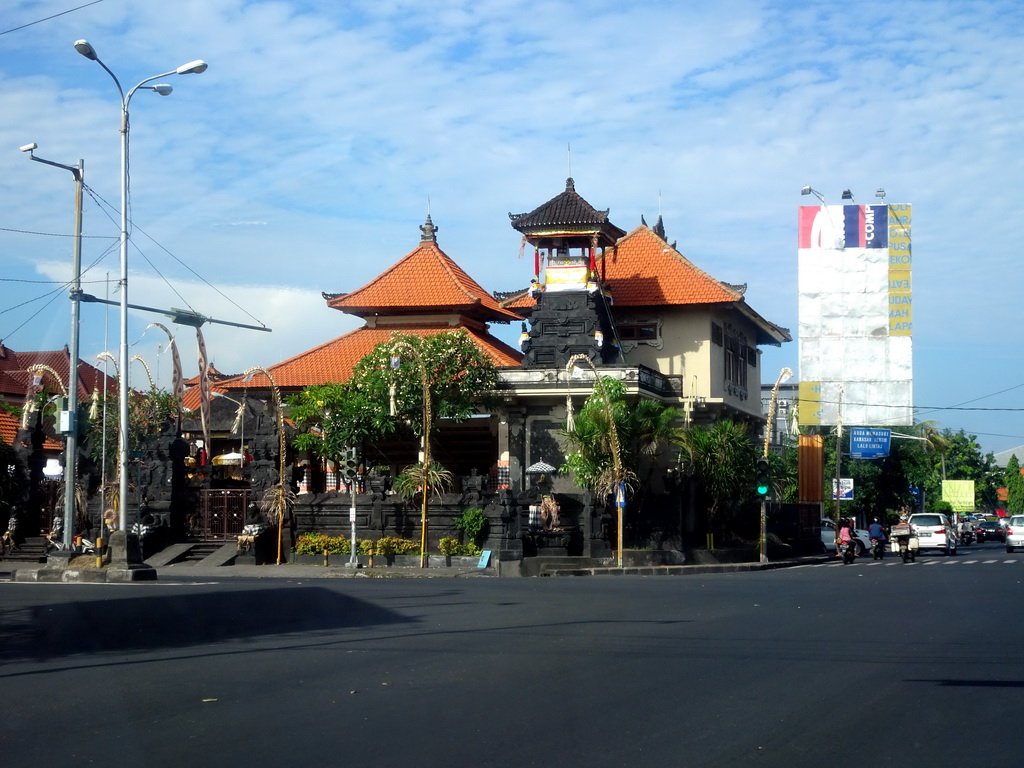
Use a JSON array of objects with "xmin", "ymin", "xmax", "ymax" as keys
[
  {"xmin": 907, "ymin": 513, "xmax": 957, "ymax": 556},
  {"xmin": 1005, "ymin": 515, "xmax": 1024, "ymax": 553},
  {"xmin": 821, "ymin": 519, "xmax": 872, "ymax": 556}
]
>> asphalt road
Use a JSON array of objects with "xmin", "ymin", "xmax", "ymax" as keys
[{"xmin": 2, "ymin": 539, "xmax": 1022, "ymax": 768}]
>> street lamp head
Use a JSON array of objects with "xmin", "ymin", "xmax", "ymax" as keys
[
  {"xmin": 74, "ymin": 39, "xmax": 98, "ymax": 60},
  {"xmin": 19, "ymin": 142, "xmax": 37, "ymax": 154},
  {"xmin": 800, "ymin": 185, "xmax": 812, "ymax": 195},
  {"xmin": 151, "ymin": 84, "xmax": 173, "ymax": 95},
  {"xmin": 177, "ymin": 59, "xmax": 208, "ymax": 75}
]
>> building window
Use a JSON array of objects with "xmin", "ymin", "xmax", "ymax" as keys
[
  {"xmin": 723, "ymin": 326, "xmax": 748, "ymax": 393},
  {"xmin": 617, "ymin": 322, "xmax": 658, "ymax": 341},
  {"xmin": 711, "ymin": 322, "xmax": 723, "ymax": 346}
]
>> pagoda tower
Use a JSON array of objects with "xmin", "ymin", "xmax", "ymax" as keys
[{"xmin": 509, "ymin": 178, "xmax": 625, "ymax": 368}]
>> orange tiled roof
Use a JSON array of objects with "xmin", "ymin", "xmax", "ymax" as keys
[
  {"xmin": 0, "ymin": 409, "xmax": 20, "ymax": 449},
  {"xmin": 0, "ymin": 408, "xmax": 63, "ymax": 451},
  {"xmin": 496, "ymin": 226, "xmax": 740, "ymax": 310},
  {"xmin": 207, "ymin": 325, "xmax": 522, "ymax": 395},
  {"xmin": 497, "ymin": 225, "xmax": 790, "ymax": 345},
  {"xmin": 326, "ymin": 233, "xmax": 521, "ymax": 323},
  {"xmin": 604, "ymin": 225, "xmax": 743, "ymax": 307},
  {"xmin": 0, "ymin": 343, "xmax": 115, "ymax": 401}
]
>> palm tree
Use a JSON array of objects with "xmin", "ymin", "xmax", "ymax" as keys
[
  {"xmin": 674, "ymin": 419, "xmax": 756, "ymax": 549},
  {"xmin": 917, "ymin": 420, "xmax": 952, "ymax": 482}
]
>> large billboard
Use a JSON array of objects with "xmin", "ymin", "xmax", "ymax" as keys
[{"xmin": 798, "ymin": 203, "xmax": 912, "ymax": 426}]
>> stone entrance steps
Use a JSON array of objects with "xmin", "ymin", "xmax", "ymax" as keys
[{"xmin": 144, "ymin": 541, "xmax": 237, "ymax": 568}]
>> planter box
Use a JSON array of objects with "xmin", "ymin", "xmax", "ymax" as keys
[
  {"xmin": 391, "ymin": 555, "xmax": 422, "ymax": 567},
  {"xmin": 437, "ymin": 555, "xmax": 480, "ymax": 568},
  {"xmin": 289, "ymin": 553, "xmax": 330, "ymax": 565}
]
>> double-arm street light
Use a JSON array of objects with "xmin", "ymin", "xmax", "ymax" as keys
[{"xmin": 74, "ymin": 39, "xmax": 207, "ymax": 534}]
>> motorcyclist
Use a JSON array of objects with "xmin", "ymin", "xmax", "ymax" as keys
[
  {"xmin": 868, "ymin": 516, "xmax": 887, "ymax": 558},
  {"xmin": 838, "ymin": 519, "xmax": 856, "ymax": 557}
]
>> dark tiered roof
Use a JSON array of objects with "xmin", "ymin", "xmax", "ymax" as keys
[{"xmin": 509, "ymin": 178, "xmax": 626, "ymax": 245}]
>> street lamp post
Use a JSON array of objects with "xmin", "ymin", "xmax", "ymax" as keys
[
  {"xmin": 21, "ymin": 145, "xmax": 84, "ymax": 554},
  {"xmin": 565, "ymin": 353, "xmax": 625, "ymax": 567},
  {"xmin": 74, "ymin": 39, "xmax": 207, "ymax": 536}
]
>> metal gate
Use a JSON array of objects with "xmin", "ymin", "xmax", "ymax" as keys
[{"xmin": 197, "ymin": 489, "xmax": 250, "ymax": 541}]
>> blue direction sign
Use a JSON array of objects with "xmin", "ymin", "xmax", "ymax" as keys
[{"xmin": 849, "ymin": 428, "xmax": 891, "ymax": 459}]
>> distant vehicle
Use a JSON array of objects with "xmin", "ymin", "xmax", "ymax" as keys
[
  {"xmin": 977, "ymin": 519, "xmax": 1005, "ymax": 542},
  {"xmin": 1005, "ymin": 516, "xmax": 1024, "ymax": 553},
  {"xmin": 958, "ymin": 516, "xmax": 977, "ymax": 544},
  {"xmin": 821, "ymin": 518, "xmax": 871, "ymax": 556},
  {"xmin": 908, "ymin": 513, "xmax": 957, "ymax": 556}
]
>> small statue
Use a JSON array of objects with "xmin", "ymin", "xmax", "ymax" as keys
[{"xmin": 540, "ymin": 495, "xmax": 560, "ymax": 530}]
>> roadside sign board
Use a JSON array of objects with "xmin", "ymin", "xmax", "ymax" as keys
[
  {"xmin": 849, "ymin": 428, "xmax": 891, "ymax": 459},
  {"xmin": 832, "ymin": 478, "xmax": 854, "ymax": 500}
]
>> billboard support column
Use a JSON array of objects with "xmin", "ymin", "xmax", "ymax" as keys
[{"xmin": 834, "ymin": 385, "xmax": 844, "ymax": 535}]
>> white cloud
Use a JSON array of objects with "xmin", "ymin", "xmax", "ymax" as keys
[{"xmin": 3, "ymin": 0, "xmax": 1024, "ymax": 452}]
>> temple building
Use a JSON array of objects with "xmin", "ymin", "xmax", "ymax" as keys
[{"xmin": 1, "ymin": 178, "xmax": 791, "ymax": 565}]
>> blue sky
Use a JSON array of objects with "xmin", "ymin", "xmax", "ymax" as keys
[{"xmin": 2, "ymin": 0, "xmax": 1023, "ymax": 457}]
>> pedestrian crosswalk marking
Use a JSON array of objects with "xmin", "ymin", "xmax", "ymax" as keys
[{"xmin": 802, "ymin": 556, "xmax": 1022, "ymax": 569}]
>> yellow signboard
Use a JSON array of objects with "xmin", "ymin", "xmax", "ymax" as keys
[
  {"xmin": 798, "ymin": 380, "xmax": 823, "ymax": 426},
  {"xmin": 942, "ymin": 480, "xmax": 975, "ymax": 512}
]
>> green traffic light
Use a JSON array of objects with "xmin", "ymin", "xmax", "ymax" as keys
[{"xmin": 757, "ymin": 484, "xmax": 769, "ymax": 496}]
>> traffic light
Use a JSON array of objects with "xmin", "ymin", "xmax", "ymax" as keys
[
  {"xmin": 755, "ymin": 457, "xmax": 771, "ymax": 497},
  {"xmin": 341, "ymin": 449, "xmax": 359, "ymax": 478}
]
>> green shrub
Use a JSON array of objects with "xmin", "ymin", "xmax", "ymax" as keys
[
  {"xmin": 438, "ymin": 536, "xmax": 481, "ymax": 557},
  {"xmin": 294, "ymin": 533, "xmax": 336, "ymax": 555},
  {"xmin": 373, "ymin": 536, "xmax": 418, "ymax": 556},
  {"xmin": 454, "ymin": 507, "xmax": 487, "ymax": 547},
  {"xmin": 294, "ymin": 533, "xmax": 374, "ymax": 555}
]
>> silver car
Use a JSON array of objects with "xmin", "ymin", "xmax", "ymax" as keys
[{"xmin": 1005, "ymin": 515, "xmax": 1024, "ymax": 553}]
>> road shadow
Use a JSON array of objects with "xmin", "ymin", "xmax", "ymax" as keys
[
  {"xmin": 906, "ymin": 679, "xmax": 1024, "ymax": 688},
  {"xmin": 0, "ymin": 585, "xmax": 411, "ymax": 664}
]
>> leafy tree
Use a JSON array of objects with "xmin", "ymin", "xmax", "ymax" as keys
[
  {"xmin": 918, "ymin": 428, "xmax": 1000, "ymax": 513},
  {"xmin": 1006, "ymin": 455, "xmax": 1024, "ymax": 516},
  {"xmin": 289, "ymin": 381, "xmax": 396, "ymax": 469},
  {"xmin": 289, "ymin": 330, "xmax": 498, "ymax": 481},
  {"xmin": 350, "ymin": 330, "xmax": 499, "ymax": 436}
]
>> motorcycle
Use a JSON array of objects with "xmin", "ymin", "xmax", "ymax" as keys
[
  {"xmin": 870, "ymin": 537, "xmax": 886, "ymax": 560},
  {"xmin": 891, "ymin": 523, "xmax": 916, "ymax": 563},
  {"xmin": 838, "ymin": 538, "xmax": 856, "ymax": 564}
]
